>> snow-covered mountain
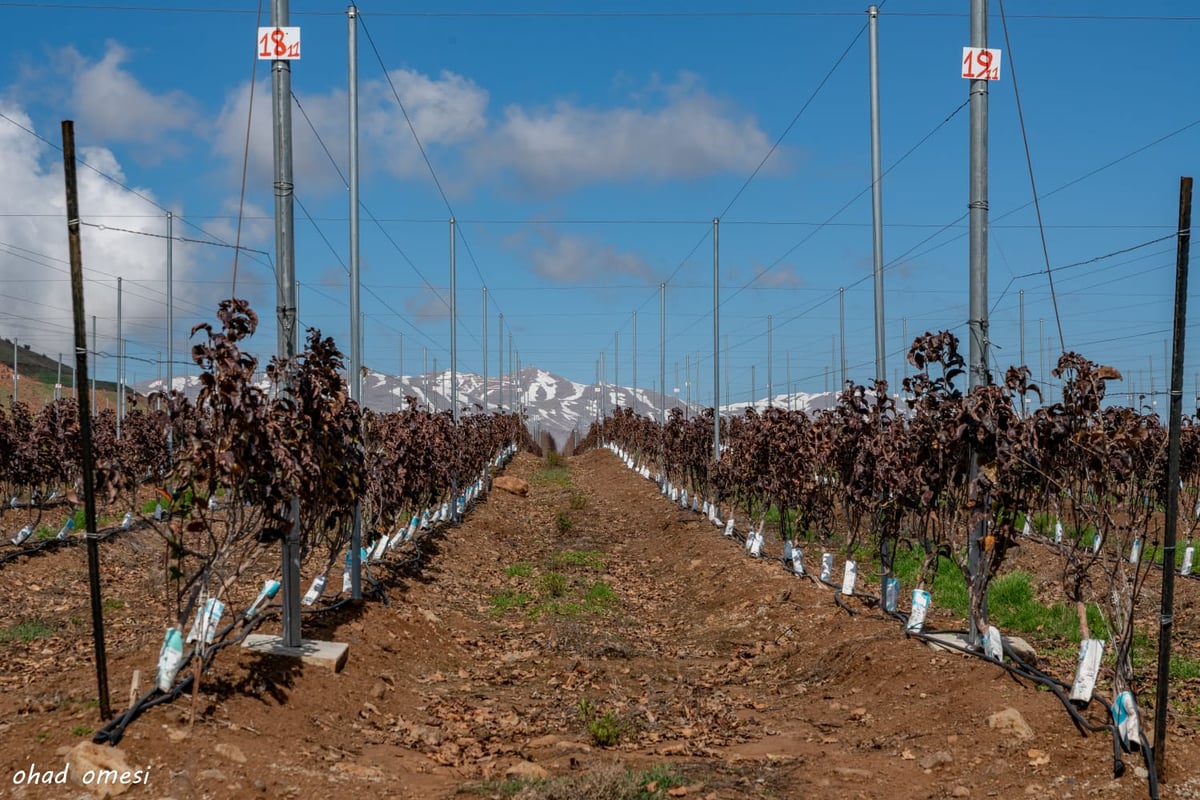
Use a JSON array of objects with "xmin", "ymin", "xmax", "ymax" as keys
[{"xmin": 136, "ymin": 368, "xmax": 841, "ymax": 449}]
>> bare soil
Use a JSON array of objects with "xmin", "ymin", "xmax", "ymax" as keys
[{"xmin": 3, "ymin": 449, "xmax": 1200, "ymax": 799}]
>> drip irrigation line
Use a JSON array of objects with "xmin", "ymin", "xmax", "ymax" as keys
[{"xmin": 86, "ymin": 445, "xmax": 516, "ymax": 746}]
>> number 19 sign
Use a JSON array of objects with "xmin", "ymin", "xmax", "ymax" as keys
[
  {"xmin": 961, "ymin": 47, "xmax": 1001, "ymax": 80},
  {"xmin": 258, "ymin": 27, "xmax": 301, "ymax": 60}
]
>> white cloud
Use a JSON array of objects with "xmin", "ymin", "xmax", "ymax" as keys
[
  {"xmin": 0, "ymin": 104, "xmax": 229, "ymax": 371},
  {"xmin": 60, "ymin": 41, "xmax": 199, "ymax": 153},
  {"xmin": 475, "ymin": 74, "xmax": 777, "ymax": 192},
  {"xmin": 525, "ymin": 230, "xmax": 656, "ymax": 284},
  {"xmin": 212, "ymin": 69, "xmax": 488, "ymax": 191}
]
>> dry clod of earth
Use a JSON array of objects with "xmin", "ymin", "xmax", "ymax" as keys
[{"xmin": 494, "ymin": 475, "xmax": 530, "ymax": 496}]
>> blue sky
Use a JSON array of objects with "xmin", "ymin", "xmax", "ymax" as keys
[{"xmin": 0, "ymin": 1, "xmax": 1196, "ymax": 410}]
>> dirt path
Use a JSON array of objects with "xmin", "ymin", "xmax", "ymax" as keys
[{"xmin": 3, "ymin": 449, "xmax": 1199, "ymax": 799}]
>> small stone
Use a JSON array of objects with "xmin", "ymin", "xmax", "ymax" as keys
[
  {"xmin": 370, "ymin": 681, "xmax": 387, "ymax": 700},
  {"xmin": 506, "ymin": 760, "xmax": 548, "ymax": 780},
  {"xmin": 1027, "ymin": 748, "xmax": 1050, "ymax": 766},
  {"xmin": 987, "ymin": 707, "xmax": 1034, "ymax": 741},
  {"xmin": 215, "ymin": 743, "xmax": 247, "ymax": 764},
  {"xmin": 198, "ymin": 769, "xmax": 227, "ymax": 782},
  {"xmin": 919, "ymin": 751, "xmax": 953, "ymax": 770},
  {"xmin": 1134, "ymin": 766, "xmax": 1149, "ymax": 779},
  {"xmin": 849, "ymin": 707, "xmax": 868, "ymax": 720},
  {"xmin": 834, "ymin": 767, "xmax": 872, "ymax": 779},
  {"xmin": 1003, "ymin": 635, "xmax": 1038, "ymax": 664},
  {"xmin": 952, "ymin": 786, "xmax": 971, "ymax": 797}
]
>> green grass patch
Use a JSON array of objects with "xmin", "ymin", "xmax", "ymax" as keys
[
  {"xmin": 890, "ymin": 547, "xmax": 1106, "ymax": 641},
  {"xmin": 555, "ymin": 512, "xmax": 573, "ymax": 533},
  {"xmin": 70, "ymin": 726, "xmax": 92, "ymax": 737},
  {"xmin": 0, "ymin": 619, "xmax": 56, "ymax": 643},
  {"xmin": 532, "ymin": 465, "xmax": 572, "ymax": 487},
  {"xmin": 493, "ymin": 559, "xmax": 617, "ymax": 620},
  {"xmin": 538, "ymin": 572, "xmax": 569, "ymax": 599},
  {"xmin": 33, "ymin": 525, "xmax": 56, "ymax": 541},
  {"xmin": 569, "ymin": 491, "xmax": 588, "ymax": 510},
  {"xmin": 551, "ymin": 549, "xmax": 606, "ymax": 570},
  {"xmin": 454, "ymin": 764, "xmax": 686, "ymax": 800},
  {"xmin": 583, "ymin": 581, "xmax": 617, "ymax": 611},
  {"xmin": 1170, "ymin": 655, "xmax": 1200, "ymax": 681},
  {"xmin": 489, "ymin": 589, "xmax": 532, "ymax": 615},
  {"xmin": 505, "ymin": 562, "xmax": 535, "ymax": 578},
  {"xmin": 102, "ymin": 598, "xmax": 125, "ymax": 612}
]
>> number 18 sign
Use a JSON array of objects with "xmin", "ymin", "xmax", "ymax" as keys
[
  {"xmin": 258, "ymin": 27, "xmax": 301, "ymax": 60},
  {"xmin": 962, "ymin": 47, "xmax": 1001, "ymax": 80}
]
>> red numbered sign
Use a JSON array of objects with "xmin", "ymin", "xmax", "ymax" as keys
[
  {"xmin": 961, "ymin": 47, "xmax": 1001, "ymax": 80},
  {"xmin": 257, "ymin": 27, "xmax": 301, "ymax": 60}
]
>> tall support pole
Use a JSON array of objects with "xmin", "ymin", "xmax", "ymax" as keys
[
  {"xmin": 508, "ymin": 333, "xmax": 513, "ymax": 412},
  {"xmin": 751, "ymin": 365, "xmax": 756, "ymax": 408},
  {"xmin": 11, "ymin": 338, "xmax": 17, "ymax": 402},
  {"xmin": 497, "ymin": 312, "xmax": 503, "ymax": 410},
  {"xmin": 598, "ymin": 354, "xmax": 603, "ymax": 426},
  {"xmin": 660, "ymin": 283, "xmax": 666, "ymax": 427},
  {"xmin": 632, "ymin": 310, "xmax": 637, "ymax": 400},
  {"xmin": 685, "ymin": 353, "xmax": 691, "ymax": 416},
  {"xmin": 56, "ymin": 353, "xmax": 63, "ymax": 401},
  {"xmin": 767, "ymin": 315, "xmax": 773, "ymax": 407},
  {"xmin": 724, "ymin": 335, "xmax": 729, "ymax": 410},
  {"xmin": 1039, "ymin": 317, "xmax": 1046, "ymax": 395},
  {"xmin": 869, "ymin": 5, "xmax": 892, "ymax": 602},
  {"xmin": 422, "ymin": 346, "xmax": 428, "ymax": 408},
  {"xmin": 1018, "ymin": 289, "xmax": 1025, "ymax": 368},
  {"xmin": 786, "ymin": 351, "xmax": 792, "ymax": 411},
  {"xmin": 1155, "ymin": 175, "xmax": 1192, "ymax": 779},
  {"xmin": 868, "ymin": 4, "xmax": 887, "ymax": 383},
  {"xmin": 347, "ymin": 4, "xmax": 363, "ymax": 600},
  {"xmin": 397, "ymin": 333, "xmax": 403, "ymax": 410},
  {"xmin": 449, "ymin": 218, "xmax": 458, "ymax": 423},
  {"xmin": 166, "ymin": 211, "xmax": 174, "ymax": 463},
  {"xmin": 91, "ymin": 315, "xmax": 96, "ymax": 415},
  {"xmin": 272, "ymin": 0, "xmax": 302, "ymax": 648},
  {"xmin": 614, "ymin": 332, "xmax": 619, "ymax": 404},
  {"xmin": 482, "ymin": 288, "xmax": 488, "ymax": 414},
  {"xmin": 62, "ymin": 120, "xmax": 112, "ymax": 721},
  {"xmin": 967, "ymin": 0, "xmax": 991, "ymax": 645},
  {"xmin": 116, "ymin": 277, "xmax": 122, "ymax": 439},
  {"xmin": 838, "ymin": 287, "xmax": 846, "ymax": 387},
  {"xmin": 713, "ymin": 217, "xmax": 721, "ymax": 460}
]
